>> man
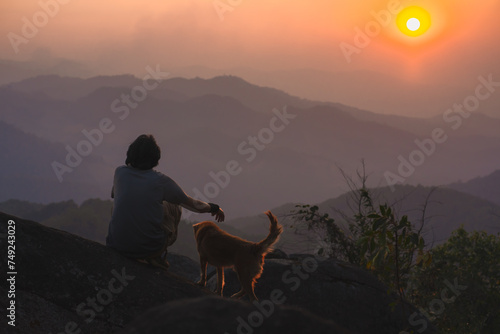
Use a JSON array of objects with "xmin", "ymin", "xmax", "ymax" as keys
[{"xmin": 106, "ymin": 134, "xmax": 224, "ymax": 269}]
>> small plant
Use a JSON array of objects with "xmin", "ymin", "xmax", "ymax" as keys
[
  {"xmin": 357, "ymin": 201, "xmax": 431, "ymax": 300},
  {"xmin": 291, "ymin": 163, "xmax": 431, "ymax": 302},
  {"xmin": 293, "ymin": 204, "xmax": 359, "ymax": 263}
]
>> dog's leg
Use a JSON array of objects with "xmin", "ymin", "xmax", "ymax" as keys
[
  {"xmin": 236, "ymin": 267, "xmax": 259, "ymax": 302},
  {"xmin": 231, "ymin": 290, "xmax": 246, "ymax": 299},
  {"xmin": 243, "ymin": 280, "xmax": 258, "ymax": 302},
  {"xmin": 216, "ymin": 266, "xmax": 225, "ymax": 296},
  {"xmin": 197, "ymin": 257, "xmax": 208, "ymax": 286},
  {"xmin": 231, "ymin": 269, "xmax": 246, "ymax": 299}
]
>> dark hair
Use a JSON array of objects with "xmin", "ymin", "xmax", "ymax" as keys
[{"xmin": 125, "ymin": 134, "xmax": 161, "ymax": 170}]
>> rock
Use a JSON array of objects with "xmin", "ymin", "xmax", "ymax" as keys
[
  {"xmin": 265, "ymin": 248, "xmax": 289, "ymax": 259},
  {"xmin": 289, "ymin": 253, "xmax": 315, "ymax": 261},
  {"xmin": 0, "ymin": 211, "xmax": 436, "ymax": 334},
  {"xmin": 119, "ymin": 295, "xmax": 353, "ymax": 334},
  {"xmin": 0, "ymin": 212, "xmax": 208, "ymax": 333},
  {"xmin": 206, "ymin": 257, "xmax": 437, "ymax": 334},
  {"xmin": 165, "ymin": 251, "xmax": 200, "ymax": 282}
]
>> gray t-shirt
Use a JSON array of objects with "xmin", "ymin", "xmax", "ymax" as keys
[{"xmin": 106, "ymin": 165, "xmax": 188, "ymax": 258}]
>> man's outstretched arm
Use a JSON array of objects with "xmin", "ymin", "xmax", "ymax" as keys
[{"xmin": 180, "ymin": 196, "xmax": 225, "ymax": 222}]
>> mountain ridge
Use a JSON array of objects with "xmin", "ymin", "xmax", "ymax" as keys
[
  {"xmin": 1, "ymin": 74, "xmax": 499, "ymax": 216},
  {"xmin": 447, "ymin": 169, "xmax": 500, "ymax": 206},
  {"xmin": 226, "ymin": 183, "xmax": 500, "ymax": 250},
  {"xmin": 5, "ymin": 72, "xmax": 500, "ymax": 138}
]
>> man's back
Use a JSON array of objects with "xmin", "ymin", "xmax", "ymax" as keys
[{"xmin": 106, "ymin": 165, "xmax": 187, "ymax": 258}]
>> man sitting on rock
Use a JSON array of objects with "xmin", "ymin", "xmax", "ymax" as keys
[{"xmin": 106, "ymin": 134, "xmax": 224, "ymax": 269}]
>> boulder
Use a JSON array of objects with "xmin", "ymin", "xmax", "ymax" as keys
[
  {"xmin": 206, "ymin": 257, "xmax": 437, "ymax": 334},
  {"xmin": 265, "ymin": 248, "xmax": 289, "ymax": 259},
  {"xmin": 0, "ymin": 212, "xmax": 207, "ymax": 333},
  {"xmin": 165, "ymin": 251, "xmax": 200, "ymax": 282},
  {"xmin": 0, "ymin": 211, "xmax": 435, "ymax": 334},
  {"xmin": 119, "ymin": 295, "xmax": 353, "ymax": 334}
]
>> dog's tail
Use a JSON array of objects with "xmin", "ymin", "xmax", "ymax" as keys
[{"xmin": 253, "ymin": 211, "xmax": 283, "ymax": 256}]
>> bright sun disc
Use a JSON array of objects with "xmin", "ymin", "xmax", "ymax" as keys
[
  {"xmin": 397, "ymin": 6, "xmax": 431, "ymax": 37},
  {"xmin": 406, "ymin": 18, "xmax": 420, "ymax": 31}
]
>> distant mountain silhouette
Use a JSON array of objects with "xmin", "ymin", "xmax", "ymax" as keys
[
  {"xmin": 320, "ymin": 185, "xmax": 500, "ymax": 245},
  {"xmin": 4, "ymin": 73, "xmax": 500, "ymax": 137},
  {"xmin": 227, "ymin": 185, "xmax": 500, "ymax": 249},
  {"xmin": 7, "ymin": 74, "xmax": 140, "ymax": 100},
  {"xmin": 6, "ymin": 73, "xmax": 327, "ymax": 112},
  {"xmin": 193, "ymin": 67, "xmax": 500, "ymax": 119},
  {"xmin": 2, "ymin": 58, "xmax": 499, "ymax": 118},
  {"xmin": 447, "ymin": 169, "xmax": 500, "ymax": 206},
  {"xmin": 158, "ymin": 75, "xmax": 327, "ymax": 112},
  {"xmin": 0, "ymin": 58, "xmax": 91, "ymax": 86},
  {"xmin": 0, "ymin": 121, "xmax": 109, "ymax": 204},
  {"xmin": 348, "ymin": 109, "xmax": 500, "ymax": 139},
  {"xmin": 1, "ymin": 74, "xmax": 499, "ymax": 217}
]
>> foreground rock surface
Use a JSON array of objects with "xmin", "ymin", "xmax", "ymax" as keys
[
  {"xmin": 0, "ymin": 212, "xmax": 207, "ymax": 333},
  {"xmin": 206, "ymin": 257, "xmax": 436, "ymax": 334},
  {"xmin": 0, "ymin": 212, "xmax": 435, "ymax": 333},
  {"xmin": 119, "ymin": 295, "xmax": 353, "ymax": 334}
]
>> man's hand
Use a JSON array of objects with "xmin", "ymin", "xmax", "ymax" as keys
[
  {"xmin": 211, "ymin": 208, "xmax": 225, "ymax": 222},
  {"xmin": 181, "ymin": 197, "xmax": 225, "ymax": 222}
]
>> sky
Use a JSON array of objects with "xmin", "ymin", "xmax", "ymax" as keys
[{"xmin": 1, "ymin": 0, "xmax": 499, "ymax": 115}]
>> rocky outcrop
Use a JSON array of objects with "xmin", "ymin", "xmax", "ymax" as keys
[
  {"xmin": 0, "ymin": 212, "xmax": 207, "ymax": 333},
  {"xmin": 206, "ymin": 257, "xmax": 436, "ymax": 334},
  {"xmin": 119, "ymin": 296, "xmax": 352, "ymax": 334},
  {"xmin": 0, "ymin": 212, "xmax": 434, "ymax": 333}
]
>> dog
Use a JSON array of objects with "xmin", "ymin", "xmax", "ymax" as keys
[{"xmin": 193, "ymin": 211, "xmax": 283, "ymax": 302}]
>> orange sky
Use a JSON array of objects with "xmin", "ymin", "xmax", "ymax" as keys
[{"xmin": 1, "ymin": 0, "xmax": 499, "ymax": 91}]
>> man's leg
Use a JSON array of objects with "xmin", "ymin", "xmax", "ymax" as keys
[
  {"xmin": 160, "ymin": 202, "xmax": 182, "ymax": 259},
  {"xmin": 140, "ymin": 202, "xmax": 181, "ymax": 270}
]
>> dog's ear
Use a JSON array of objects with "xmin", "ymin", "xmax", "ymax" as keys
[{"xmin": 194, "ymin": 223, "xmax": 205, "ymax": 235}]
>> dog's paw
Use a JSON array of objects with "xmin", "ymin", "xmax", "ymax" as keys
[{"xmin": 196, "ymin": 280, "xmax": 206, "ymax": 287}]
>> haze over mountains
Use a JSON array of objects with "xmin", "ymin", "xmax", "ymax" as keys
[
  {"xmin": 228, "ymin": 185, "xmax": 500, "ymax": 251},
  {"xmin": 1, "ymin": 70, "xmax": 500, "ymax": 220},
  {"xmin": 2, "ymin": 58, "xmax": 500, "ymax": 119}
]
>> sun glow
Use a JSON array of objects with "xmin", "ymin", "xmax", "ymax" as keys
[
  {"xmin": 397, "ymin": 6, "xmax": 431, "ymax": 37},
  {"xmin": 406, "ymin": 18, "xmax": 420, "ymax": 31}
]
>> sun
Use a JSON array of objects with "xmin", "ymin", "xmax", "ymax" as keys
[
  {"xmin": 397, "ymin": 6, "xmax": 431, "ymax": 37},
  {"xmin": 406, "ymin": 18, "xmax": 420, "ymax": 31}
]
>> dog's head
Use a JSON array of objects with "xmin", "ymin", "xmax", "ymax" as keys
[
  {"xmin": 193, "ymin": 221, "xmax": 213, "ymax": 245},
  {"xmin": 193, "ymin": 222, "xmax": 208, "ymax": 243}
]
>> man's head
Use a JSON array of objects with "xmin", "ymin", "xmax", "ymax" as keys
[{"xmin": 125, "ymin": 134, "xmax": 161, "ymax": 170}]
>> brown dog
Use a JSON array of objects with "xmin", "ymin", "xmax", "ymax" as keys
[{"xmin": 193, "ymin": 211, "xmax": 283, "ymax": 302}]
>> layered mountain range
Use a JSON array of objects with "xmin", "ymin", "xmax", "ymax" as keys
[{"xmin": 1, "ymin": 74, "xmax": 499, "ymax": 219}]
